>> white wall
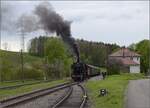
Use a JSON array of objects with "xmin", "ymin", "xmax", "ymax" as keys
[
  {"xmin": 133, "ymin": 57, "xmax": 140, "ymax": 64},
  {"xmin": 130, "ymin": 65, "xmax": 140, "ymax": 73}
]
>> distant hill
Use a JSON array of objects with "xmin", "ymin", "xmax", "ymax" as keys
[{"xmin": 0, "ymin": 50, "xmax": 45, "ymax": 81}]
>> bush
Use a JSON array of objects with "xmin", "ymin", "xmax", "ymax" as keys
[
  {"xmin": 107, "ymin": 58, "xmax": 122, "ymax": 75},
  {"xmin": 15, "ymin": 63, "xmax": 44, "ymax": 80}
]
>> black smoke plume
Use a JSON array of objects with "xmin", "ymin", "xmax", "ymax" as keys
[{"xmin": 34, "ymin": 2, "xmax": 79, "ymax": 62}]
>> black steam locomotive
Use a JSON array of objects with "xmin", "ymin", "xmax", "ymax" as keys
[
  {"xmin": 71, "ymin": 43, "xmax": 100, "ymax": 82},
  {"xmin": 71, "ymin": 56, "xmax": 100, "ymax": 81},
  {"xmin": 71, "ymin": 62, "xmax": 100, "ymax": 81},
  {"xmin": 71, "ymin": 62, "xmax": 87, "ymax": 81}
]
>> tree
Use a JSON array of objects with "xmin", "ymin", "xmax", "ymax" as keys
[
  {"xmin": 135, "ymin": 40, "xmax": 150, "ymax": 74},
  {"xmin": 128, "ymin": 43, "xmax": 136, "ymax": 51},
  {"xmin": 28, "ymin": 36, "xmax": 49, "ymax": 57},
  {"xmin": 44, "ymin": 37, "xmax": 72, "ymax": 78},
  {"xmin": 77, "ymin": 39, "xmax": 120, "ymax": 67}
]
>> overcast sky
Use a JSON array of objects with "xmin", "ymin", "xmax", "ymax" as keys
[{"xmin": 1, "ymin": 1, "xmax": 149, "ymax": 51}]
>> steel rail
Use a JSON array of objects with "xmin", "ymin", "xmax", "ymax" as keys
[
  {"xmin": 51, "ymin": 83, "xmax": 87, "ymax": 108},
  {"xmin": 0, "ymin": 79, "xmax": 59, "ymax": 90},
  {"xmin": 0, "ymin": 81, "xmax": 42, "ymax": 90},
  {"xmin": 52, "ymin": 86, "xmax": 73, "ymax": 108},
  {"xmin": 78, "ymin": 84, "xmax": 88, "ymax": 108},
  {"xmin": 0, "ymin": 82, "xmax": 77, "ymax": 108}
]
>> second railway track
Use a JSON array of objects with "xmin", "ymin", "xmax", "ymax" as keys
[{"xmin": 0, "ymin": 82, "xmax": 77, "ymax": 108}]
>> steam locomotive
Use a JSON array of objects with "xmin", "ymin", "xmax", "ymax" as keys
[
  {"xmin": 71, "ymin": 43, "xmax": 100, "ymax": 82},
  {"xmin": 71, "ymin": 62, "xmax": 100, "ymax": 81}
]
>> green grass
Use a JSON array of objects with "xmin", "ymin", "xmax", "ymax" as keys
[
  {"xmin": 0, "ymin": 79, "xmax": 67, "ymax": 100},
  {"xmin": 0, "ymin": 50, "xmax": 43, "ymax": 64},
  {"xmin": 85, "ymin": 73, "xmax": 145, "ymax": 108},
  {"xmin": 0, "ymin": 50, "xmax": 44, "ymax": 80}
]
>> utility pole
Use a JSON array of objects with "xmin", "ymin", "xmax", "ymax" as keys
[
  {"xmin": 148, "ymin": 43, "xmax": 150, "ymax": 76},
  {"xmin": 19, "ymin": 17, "xmax": 26, "ymax": 83},
  {"xmin": 0, "ymin": 30, "xmax": 1, "ymax": 82},
  {"xmin": 20, "ymin": 20, "xmax": 25, "ymax": 52},
  {"xmin": 43, "ymin": 35, "xmax": 48, "ymax": 81},
  {"xmin": 0, "ymin": 51, "xmax": 2, "ymax": 82},
  {"xmin": 44, "ymin": 56, "xmax": 48, "ymax": 81},
  {"xmin": 20, "ymin": 32, "xmax": 25, "ymax": 83},
  {"xmin": 0, "ymin": 14, "xmax": 1, "ymax": 50},
  {"xmin": 0, "ymin": 33, "xmax": 1, "ymax": 50},
  {"xmin": 106, "ymin": 45, "xmax": 109, "ymax": 74},
  {"xmin": 20, "ymin": 49, "xmax": 24, "ymax": 83},
  {"xmin": 0, "ymin": 34, "xmax": 1, "ymax": 82}
]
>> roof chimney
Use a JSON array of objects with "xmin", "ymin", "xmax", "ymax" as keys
[{"xmin": 122, "ymin": 46, "xmax": 125, "ymax": 58}]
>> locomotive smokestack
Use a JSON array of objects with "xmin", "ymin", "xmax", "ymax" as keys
[
  {"xmin": 34, "ymin": 2, "xmax": 80, "ymax": 60},
  {"xmin": 74, "ymin": 43, "xmax": 80, "ymax": 62}
]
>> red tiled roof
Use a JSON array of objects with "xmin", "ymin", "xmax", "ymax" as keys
[
  {"xmin": 119, "ymin": 58, "xmax": 139, "ymax": 65},
  {"xmin": 109, "ymin": 48, "xmax": 140, "ymax": 57}
]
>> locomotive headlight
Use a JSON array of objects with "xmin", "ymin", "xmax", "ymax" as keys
[{"xmin": 99, "ymin": 89, "xmax": 107, "ymax": 96}]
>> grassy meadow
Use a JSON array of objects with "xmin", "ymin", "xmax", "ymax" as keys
[
  {"xmin": 85, "ymin": 73, "xmax": 145, "ymax": 108},
  {"xmin": 0, "ymin": 50, "xmax": 45, "ymax": 81}
]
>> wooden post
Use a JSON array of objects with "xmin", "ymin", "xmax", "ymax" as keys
[
  {"xmin": 21, "ymin": 50, "xmax": 24, "ymax": 83},
  {"xmin": 44, "ymin": 56, "xmax": 48, "ymax": 81}
]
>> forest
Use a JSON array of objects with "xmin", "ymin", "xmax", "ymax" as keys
[
  {"xmin": 29, "ymin": 36, "xmax": 120, "ymax": 65},
  {"xmin": 0, "ymin": 36, "xmax": 149, "ymax": 81}
]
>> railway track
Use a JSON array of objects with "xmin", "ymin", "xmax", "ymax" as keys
[
  {"xmin": 52, "ymin": 84, "xmax": 87, "ymax": 108},
  {"xmin": 0, "ymin": 82, "xmax": 77, "ymax": 108},
  {"xmin": 0, "ymin": 79, "xmax": 59, "ymax": 90}
]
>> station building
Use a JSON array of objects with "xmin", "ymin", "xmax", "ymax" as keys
[{"xmin": 109, "ymin": 48, "xmax": 141, "ymax": 73}]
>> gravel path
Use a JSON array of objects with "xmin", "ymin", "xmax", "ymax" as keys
[
  {"xmin": 83, "ymin": 75, "xmax": 103, "ymax": 108},
  {"xmin": 8, "ymin": 88, "xmax": 70, "ymax": 108},
  {"xmin": 89, "ymin": 75, "xmax": 103, "ymax": 81},
  {"xmin": 125, "ymin": 79, "xmax": 150, "ymax": 108}
]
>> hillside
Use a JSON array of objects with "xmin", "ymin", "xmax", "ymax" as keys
[{"xmin": 0, "ymin": 50, "xmax": 45, "ymax": 81}]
